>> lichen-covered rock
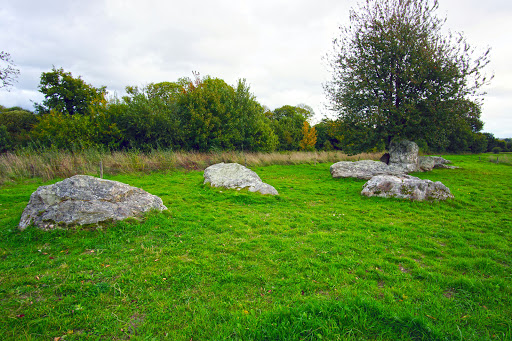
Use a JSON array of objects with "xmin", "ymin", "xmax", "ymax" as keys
[
  {"xmin": 418, "ymin": 156, "xmax": 436, "ymax": 171},
  {"xmin": 389, "ymin": 140, "xmax": 420, "ymax": 172},
  {"xmin": 330, "ymin": 160, "xmax": 406, "ymax": 180},
  {"xmin": 430, "ymin": 156, "xmax": 459, "ymax": 169},
  {"xmin": 19, "ymin": 175, "xmax": 167, "ymax": 230},
  {"xmin": 361, "ymin": 174, "xmax": 454, "ymax": 201},
  {"xmin": 203, "ymin": 163, "xmax": 278, "ymax": 195}
]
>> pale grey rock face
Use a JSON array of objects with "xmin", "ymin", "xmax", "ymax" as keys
[
  {"xmin": 418, "ymin": 156, "xmax": 436, "ymax": 171},
  {"xmin": 330, "ymin": 160, "xmax": 406, "ymax": 180},
  {"xmin": 430, "ymin": 156, "xmax": 459, "ymax": 169},
  {"xmin": 389, "ymin": 140, "xmax": 420, "ymax": 172},
  {"xmin": 204, "ymin": 163, "xmax": 278, "ymax": 195},
  {"xmin": 19, "ymin": 175, "xmax": 167, "ymax": 230},
  {"xmin": 361, "ymin": 174, "xmax": 454, "ymax": 201}
]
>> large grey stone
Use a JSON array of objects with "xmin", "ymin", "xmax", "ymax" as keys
[
  {"xmin": 19, "ymin": 175, "xmax": 167, "ymax": 230},
  {"xmin": 203, "ymin": 163, "xmax": 278, "ymax": 195},
  {"xmin": 361, "ymin": 174, "xmax": 454, "ymax": 201},
  {"xmin": 389, "ymin": 140, "xmax": 420, "ymax": 172},
  {"xmin": 330, "ymin": 160, "xmax": 406, "ymax": 180}
]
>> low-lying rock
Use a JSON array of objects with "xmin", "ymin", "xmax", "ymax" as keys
[
  {"xmin": 418, "ymin": 156, "xmax": 436, "ymax": 171},
  {"xmin": 361, "ymin": 174, "xmax": 454, "ymax": 201},
  {"xmin": 204, "ymin": 163, "xmax": 278, "ymax": 195},
  {"xmin": 430, "ymin": 156, "xmax": 459, "ymax": 169},
  {"xmin": 330, "ymin": 160, "xmax": 406, "ymax": 180},
  {"xmin": 19, "ymin": 175, "xmax": 167, "ymax": 230}
]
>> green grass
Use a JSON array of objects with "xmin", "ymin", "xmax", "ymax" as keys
[{"xmin": 0, "ymin": 154, "xmax": 510, "ymax": 340}]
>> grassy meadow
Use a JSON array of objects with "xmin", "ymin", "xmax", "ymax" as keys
[{"xmin": 0, "ymin": 153, "xmax": 510, "ymax": 340}]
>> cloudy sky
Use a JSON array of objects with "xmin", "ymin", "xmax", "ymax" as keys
[{"xmin": 1, "ymin": 0, "xmax": 510, "ymax": 137}]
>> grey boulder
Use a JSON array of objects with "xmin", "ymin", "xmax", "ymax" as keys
[
  {"xmin": 418, "ymin": 156, "xmax": 436, "ymax": 171},
  {"xmin": 330, "ymin": 160, "xmax": 406, "ymax": 180},
  {"xmin": 389, "ymin": 139, "xmax": 420, "ymax": 172},
  {"xmin": 431, "ymin": 156, "xmax": 459, "ymax": 169},
  {"xmin": 19, "ymin": 175, "xmax": 167, "ymax": 230},
  {"xmin": 204, "ymin": 163, "xmax": 278, "ymax": 195},
  {"xmin": 361, "ymin": 174, "xmax": 454, "ymax": 201}
]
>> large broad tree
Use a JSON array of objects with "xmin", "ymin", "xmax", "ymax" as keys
[
  {"xmin": 35, "ymin": 67, "xmax": 107, "ymax": 116},
  {"xmin": 324, "ymin": 0, "xmax": 492, "ymax": 153}
]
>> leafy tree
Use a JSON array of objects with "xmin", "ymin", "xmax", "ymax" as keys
[
  {"xmin": 482, "ymin": 132, "xmax": 498, "ymax": 152},
  {"xmin": 111, "ymin": 76, "xmax": 277, "ymax": 152},
  {"xmin": 30, "ymin": 109, "xmax": 122, "ymax": 150},
  {"xmin": 269, "ymin": 105, "xmax": 310, "ymax": 151},
  {"xmin": 0, "ymin": 125, "xmax": 10, "ymax": 152},
  {"xmin": 299, "ymin": 121, "xmax": 317, "ymax": 151},
  {"xmin": 35, "ymin": 67, "xmax": 107, "ymax": 116},
  {"xmin": 314, "ymin": 118, "xmax": 345, "ymax": 150},
  {"xmin": 0, "ymin": 51, "xmax": 20, "ymax": 90},
  {"xmin": 0, "ymin": 107, "xmax": 37, "ymax": 148},
  {"xmin": 469, "ymin": 132, "xmax": 488, "ymax": 153},
  {"xmin": 111, "ymin": 83, "xmax": 185, "ymax": 151},
  {"xmin": 324, "ymin": 0, "xmax": 492, "ymax": 153}
]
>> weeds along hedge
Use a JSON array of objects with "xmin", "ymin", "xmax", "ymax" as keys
[{"xmin": 0, "ymin": 149, "xmax": 381, "ymax": 184}]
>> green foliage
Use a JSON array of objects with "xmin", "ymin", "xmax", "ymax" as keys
[
  {"xmin": 492, "ymin": 147, "xmax": 502, "ymax": 154},
  {"xmin": 325, "ymin": 0, "xmax": 491, "ymax": 153},
  {"xmin": 112, "ymin": 76, "xmax": 277, "ymax": 152},
  {"xmin": 469, "ymin": 132, "xmax": 488, "ymax": 154},
  {"xmin": 314, "ymin": 118, "xmax": 340, "ymax": 151},
  {"xmin": 0, "ymin": 125, "xmax": 10, "ymax": 152},
  {"xmin": 0, "ymin": 108, "xmax": 37, "ymax": 149},
  {"xmin": 35, "ymin": 67, "xmax": 107, "ymax": 116},
  {"xmin": 109, "ymin": 84, "xmax": 185, "ymax": 151},
  {"xmin": 30, "ymin": 109, "xmax": 122, "ymax": 150},
  {"xmin": 269, "ymin": 105, "xmax": 309, "ymax": 150}
]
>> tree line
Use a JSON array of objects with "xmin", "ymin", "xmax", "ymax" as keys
[
  {"xmin": 0, "ymin": 65, "xmax": 508, "ymax": 154},
  {"xmin": 1, "ymin": 67, "xmax": 320, "ymax": 153}
]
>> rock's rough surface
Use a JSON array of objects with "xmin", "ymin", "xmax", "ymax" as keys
[
  {"xmin": 389, "ymin": 140, "xmax": 420, "ymax": 172},
  {"xmin": 430, "ymin": 156, "xmax": 459, "ymax": 169},
  {"xmin": 418, "ymin": 156, "xmax": 436, "ymax": 171},
  {"xmin": 330, "ymin": 160, "xmax": 406, "ymax": 180},
  {"xmin": 204, "ymin": 163, "xmax": 278, "ymax": 195},
  {"xmin": 19, "ymin": 175, "xmax": 167, "ymax": 230},
  {"xmin": 361, "ymin": 174, "xmax": 454, "ymax": 201}
]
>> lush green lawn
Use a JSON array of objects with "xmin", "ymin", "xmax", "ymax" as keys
[{"xmin": 0, "ymin": 154, "xmax": 510, "ymax": 340}]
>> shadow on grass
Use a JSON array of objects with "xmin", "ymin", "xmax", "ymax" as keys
[{"xmin": 235, "ymin": 297, "xmax": 448, "ymax": 340}]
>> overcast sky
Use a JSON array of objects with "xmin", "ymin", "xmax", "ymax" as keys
[{"xmin": 1, "ymin": 0, "xmax": 510, "ymax": 138}]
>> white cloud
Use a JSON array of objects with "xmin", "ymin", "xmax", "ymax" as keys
[{"xmin": 1, "ymin": 0, "xmax": 510, "ymax": 137}]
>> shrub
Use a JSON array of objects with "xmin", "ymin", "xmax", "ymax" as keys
[{"xmin": 492, "ymin": 147, "xmax": 502, "ymax": 154}]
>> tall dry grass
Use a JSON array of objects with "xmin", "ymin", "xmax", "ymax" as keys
[{"xmin": 0, "ymin": 149, "xmax": 381, "ymax": 185}]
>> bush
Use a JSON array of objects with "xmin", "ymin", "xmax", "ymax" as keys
[
  {"xmin": 0, "ymin": 125, "xmax": 10, "ymax": 152},
  {"xmin": 492, "ymin": 147, "xmax": 502, "ymax": 154}
]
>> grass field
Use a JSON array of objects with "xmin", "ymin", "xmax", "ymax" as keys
[{"xmin": 0, "ymin": 154, "xmax": 510, "ymax": 340}]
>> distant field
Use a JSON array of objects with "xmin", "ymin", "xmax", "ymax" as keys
[{"xmin": 0, "ymin": 154, "xmax": 510, "ymax": 340}]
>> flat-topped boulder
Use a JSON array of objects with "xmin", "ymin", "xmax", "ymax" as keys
[
  {"xmin": 204, "ymin": 163, "xmax": 278, "ymax": 195},
  {"xmin": 361, "ymin": 174, "xmax": 454, "ymax": 201},
  {"xmin": 19, "ymin": 175, "xmax": 167, "ymax": 230},
  {"xmin": 330, "ymin": 160, "xmax": 406, "ymax": 180}
]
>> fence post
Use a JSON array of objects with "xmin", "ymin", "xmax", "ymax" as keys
[{"xmin": 100, "ymin": 161, "xmax": 103, "ymax": 178}]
